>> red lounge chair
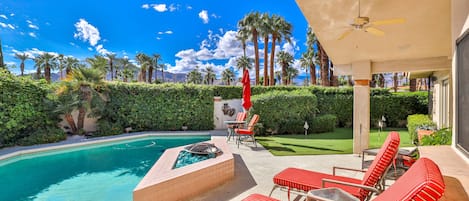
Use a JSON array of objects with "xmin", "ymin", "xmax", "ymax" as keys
[
  {"xmin": 271, "ymin": 132, "xmax": 400, "ymax": 201},
  {"xmin": 235, "ymin": 114, "xmax": 260, "ymax": 148},
  {"xmin": 226, "ymin": 112, "xmax": 247, "ymax": 141},
  {"xmin": 243, "ymin": 157, "xmax": 445, "ymax": 201}
]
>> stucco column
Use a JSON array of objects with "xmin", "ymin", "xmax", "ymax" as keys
[{"xmin": 352, "ymin": 61, "xmax": 372, "ymax": 154}]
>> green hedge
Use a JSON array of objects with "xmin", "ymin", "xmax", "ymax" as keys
[
  {"xmin": 421, "ymin": 127, "xmax": 452, "ymax": 146},
  {"xmin": 311, "ymin": 114, "xmax": 338, "ymax": 133},
  {"xmin": 0, "ymin": 70, "xmax": 65, "ymax": 147},
  {"xmin": 250, "ymin": 90, "xmax": 318, "ymax": 135},
  {"xmin": 96, "ymin": 83, "xmax": 214, "ymax": 135},
  {"xmin": 407, "ymin": 114, "xmax": 436, "ymax": 144}
]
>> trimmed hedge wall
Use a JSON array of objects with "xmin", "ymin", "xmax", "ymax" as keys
[
  {"xmin": 0, "ymin": 70, "xmax": 65, "ymax": 147},
  {"xmin": 96, "ymin": 83, "xmax": 214, "ymax": 135},
  {"xmin": 311, "ymin": 114, "xmax": 338, "ymax": 133},
  {"xmin": 250, "ymin": 90, "xmax": 318, "ymax": 135}
]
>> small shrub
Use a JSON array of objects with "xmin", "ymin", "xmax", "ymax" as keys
[
  {"xmin": 310, "ymin": 114, "xmax": 338, "ymax": 133},
  {"xmin": 421, "ymin": 127, "xmax": 452, "ymax": 146},
  {"xmin": 407, "ymin": 114, "xmax": 437, "ymax": 144}
]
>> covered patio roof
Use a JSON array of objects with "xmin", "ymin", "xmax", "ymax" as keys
[{"xmin": 295, "ymin": 0, "xmax": 452, "ymax": 74}]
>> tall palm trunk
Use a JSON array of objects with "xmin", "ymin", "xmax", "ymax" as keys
[
  {"xmin": 77, "ymin": 85, "xmax": 91, "ymax": 132},
  {"xmin": 36, "ymin": 67, "xmax": 41, "ymax": 79},
  {"xmin": 64, "ymin": 113, "xmax": 78, "ymax": 134},
  {"xmin": 263, "ymin": 36, "xmax": 269, "ymax": 86},
  {"xmin": 269, "ymin": 34, "xmax": 277, "ymax": 86},
  {"xmin": 282, "ymin": 63, "xmax": 287, "ymax": 85},
  {"xmin": 45, "ymin": 64, "xmax": 51, "ymax": 83},
  {"xmin": 253, "ymin": 30, "xmax": 260, "ymax": 85},
  {"xmin": 318, "ymin": 43, "xmax": 329, "ymax": 86},
  {"xmin": 330, "ymin": 62, "xmax": 338, "ymax": 86},
  {"xmin": 66, "ymin": 67, "xmax": 71, "ymax": 76},
  {"xmin": 161, "ymin": 66, "xmax": 165, "ymax": 83},
  {"xmin": 310, "ymin": 63, "xmax": 316, "ymax": 85},
  {"xmin": 393, "ymin": 73, "xmax": 399, "ymax": 92},
  {"xmin": 110, "ymin": 60, "xmax": 114, "ymax": 80},
  {"xmin": 148, "ymin": 66, "xmax": 153, "ymax": 83},
  {"xmin": 20, "ymin": 62, "xmax": 25, "ymax": 76}
]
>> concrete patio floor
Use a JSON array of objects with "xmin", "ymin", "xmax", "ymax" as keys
[{"xmin": 192, "ymin": 130, "xmax": 469, "ymax": 201}]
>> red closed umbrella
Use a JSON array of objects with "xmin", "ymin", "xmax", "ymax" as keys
[{"xmin": 242, "ymin": 69, "xmax": 252, "ymax": 110}]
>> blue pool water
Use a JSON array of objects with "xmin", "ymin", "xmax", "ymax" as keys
[{"xmin": 0, "ymin": 135, "xmax": 210, "ymax": 201}]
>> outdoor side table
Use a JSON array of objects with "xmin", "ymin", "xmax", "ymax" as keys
[
  {"xmin": 306, "ymin": 188, "xmax": 359, "ymax": 201},
  {"xmin": 223, "ymin": 120, "xmax": 246, "ymax": 141}
]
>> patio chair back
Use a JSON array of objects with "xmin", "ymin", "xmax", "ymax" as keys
[
  {"xmin": 359, "ymin": 131, "xmax": 400, "ymax": 199},
  {"xmin": 246, "ymin": 114, "xmax": 259, "ymax": 132},
  {"xmin": 373, "ymin": 157, "xmax": 445, "ymax": 201},
  {"xmin": 236, "ymin": 112, "xmax": 247, "ymax": 121}
]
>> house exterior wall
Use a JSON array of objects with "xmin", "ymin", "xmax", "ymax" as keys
[
  {"xmin": 432, "ymin": 70, "xmax": 452, "ymax": 129},
  {"xmin": 451, "ymin": 0, "xmax": 469, "ymax": 154}
]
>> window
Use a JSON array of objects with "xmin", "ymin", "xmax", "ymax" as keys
[{"xmin": 456, "ymin": 29, "xmax": 469, "ymax": 156}]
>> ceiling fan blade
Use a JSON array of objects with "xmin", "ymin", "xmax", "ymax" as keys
[
  {"xmin": 337, "ymin": 29, "xmax": 354, "ymax": 40},
  {"xmin": 365, "ymin": 27, "xmax": 385, "ymax": 36},
  {"xmin": 370, "ymin": 18, "xmax": 406, "ymax": 26}
]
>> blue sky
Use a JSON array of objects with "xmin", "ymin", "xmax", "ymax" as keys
[{"xmin": 0, "ymin": 0, "xmax": 309, "ymax": 79}]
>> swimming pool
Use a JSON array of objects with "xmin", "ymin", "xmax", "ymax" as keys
[{"xmin": 0, "ymin": 135, "xmax": 210, "ymax": 201}]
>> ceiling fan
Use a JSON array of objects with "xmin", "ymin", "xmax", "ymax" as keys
[{"xmin": 337, "ymin": 0, "xmax": 406, "ymax": 40}]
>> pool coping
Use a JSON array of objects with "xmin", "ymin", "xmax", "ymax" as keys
[{"xmin": 0, "ymin": 131, "xmax": 215, "ymax": 161}]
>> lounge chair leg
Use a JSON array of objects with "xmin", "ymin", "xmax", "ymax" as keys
[{"xmin": 269, "ymin": 185, "xmax": 279, "ymax": 197}]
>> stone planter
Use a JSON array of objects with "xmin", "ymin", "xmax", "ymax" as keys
[{"xmin": 417, "ymin": 129, "xmax": 434, "ymax": 143}]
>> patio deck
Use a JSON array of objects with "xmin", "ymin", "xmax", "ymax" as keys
[{"xmin": 193, "ymin": 130, "xmax": 469, "ymax": 201}]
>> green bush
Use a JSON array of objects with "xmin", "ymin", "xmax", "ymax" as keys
[
  {"xmin": 420, "ymin": 127, "xmax": 452, "ymax": 146},
  {"xmin": 97, "ymin": 83, "xmax": 214, "ymax": 133},
  {"xmin": 0, "ymin": 70, "xmax": 65, "ymax": 147},
  {"xmin": 311, "ymin": 114, "xmax": 338, "ymax": 133},
  {"xmin": 407, "ymin": 114, "xmax": 437, "ymax": 144},
  {"xmin": 250, "ymin": 89, "xmax": 317, "ymax": 135}
]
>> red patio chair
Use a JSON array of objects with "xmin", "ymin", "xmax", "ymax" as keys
[
  {"xmin": 235, "ymin": 114, "xmax": 260, "ymax": 148},
  {"xmin": 243, "ymin": 157, "xmax": 445, "ymax": 201},
  {"xmin": 271, "ymin": 131, "xmax": 400, "ymax": 201},
  {"xmin": 226, "ymin": 112, "xmax": 247, "ymax": 141}
]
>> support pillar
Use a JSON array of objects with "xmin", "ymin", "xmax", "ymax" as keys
[
  {"xmin": 352, "ymin": 61, "xmax": 372, "ymax": 154},
  {"xmin": 353, "ymin": 80, "xmax": 370, "ymax": 154}
]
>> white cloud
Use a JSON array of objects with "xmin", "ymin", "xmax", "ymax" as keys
[
  {"xmin": 282, "ymin": 37, "xmax": 298, "ymax": 55},
  {"xmin": 196, "ymin": 48, "xmax": 213, "ymax": 61},
  {"xmin": 152, "ymin": 4, "xmax": 167, "ymax": 12},
  {"xmin": 69, "ymin": 42, "xmax": 79, "ymax": 48},
  {"xmin": 28, "ymin": 32, "xmax": 37, "ymax": 38},
  {"xmin": 0, "ymin": 14, "xmax": 7, "ymax": 19},
  {"xmin": 0, "ymin": 22, "xmax": 6, "ymax": 28},
  {"xmin": 88, "ymin": 47, "xmax": 93, "ymax": 51},
  {"xmin": 198, "ymin": 10, "xmax": 209, "ymax": 24},
  {"xmin": 10, "ymin": 13, "xmax": 15, "ymax": 17},
  {"xmin": 165, "ymin": 30, "xmax": 173, "ymax": 34},
  {"xmin": 169, "ymin": 4, "xmax": 177, "ymax": 12},
  {"xmin": 74, "ymin": 18, "xmax": 101, "ymax": 46},
  {"xmin": 12, "ymin": 48, "xmax": 58, "ymax": 59},
  {"xmin": 26, "ymin": 20, "xmax": 32, "ymax": 24},
  {"xmin": 28, "ymin": 24, "xmax": 39, "ymax": 30},
  {"xmin": 96, "ymin": 44, "xmax": 111, "ymax": 55},
  {"xmin": 213, "ymin": 31, "xmax": 243, "ymax": 59},
  {"xmin": 7, "ymin": 24, "xmax": 15, "ymax": 30},
  {"xmin": 186, "ymin": 6, "xmax": 193, "ymax": 10},
  {"xmin": 211, "ymin": 13, "xmax": 220, "ymax": 19},
  {"xmin": 142, "ymin": 4, "xmax": 150, "ymax": 9},
  {"xmin": 156, "ymin": 37, "xmax": 162, "ymax": 40}
]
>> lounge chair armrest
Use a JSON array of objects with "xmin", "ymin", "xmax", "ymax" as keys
[
  {"xmin": 332, "ymin": 166, "xmax": 367, "ymax": 175},
  {"xmin": 321, "ymin": 178, "xmax": 381, "ymax": 194}
]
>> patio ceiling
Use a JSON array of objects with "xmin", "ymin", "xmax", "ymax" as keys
[{"xmin": 295, "ymin": 0, "xmax": 452, "ymax": 74}]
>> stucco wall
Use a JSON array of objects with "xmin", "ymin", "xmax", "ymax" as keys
[
  {"xmin": 432, "ymin": 70, "xmax": 452, "ymax": 129},
  {"xmin": 213, "ymin": 97, "xmax": 243, "ymax": 129}
]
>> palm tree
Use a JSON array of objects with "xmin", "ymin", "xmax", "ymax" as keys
[
  {"xmin": 186, "ymin": 66, "xmax": 203, "ymax": 84},
  {"xmin": 305, "ymin": 27, "xmax": 318, "ymax": 85},
  {"xmin": 236, "ymin": 28, "xmax": 249, "ymax": 57},
  {"xmin": 203, "ymin": 66, "xmax": 216, "ymax": 85},
  {"xmin": 136, "ymin": 53, "xmax": 151, "ymax": 82},
  {"xmin": 66, "ymin": 67, "xmax": 105, "ymax": 133},
  {"xmin": 236, "ymin": 56, "xmax": 253, "ymax": 71},
  {"xmin": 0, "ymin": 39, "xmax": 4, "ymax": 69},
  {"xmin": 300, "ymin": 52, "xmax": 312, "ymax": 85},
  {"xmin": 65, "ymin": 57, "xmax": 80, "ymax": 76},
  {"xmin": 159, "ymin": 63, "xmax": 166, "ymax": 83},
  {"xmin": 151, "ymin": 54, "xmax": 161, "ymax": 83},
  {"xmin": 14, "ymin": 53, "xmax": 29, "ymax": 76},
  {"xmin": 221, "ymin": 68, "xmax": 235, "ymax": 85},
  {"xmin": 286, "ymin": 66, "xmax": 299, "ymax": 85},
  {"xmin": 274, "ymin": 70, "xmax": 282, "ymax": 85},
  {"xmin": 118, "ymin": 57, "xmax": 135, "ymax": 82},
  {"xmin": 269, "ymin": 15, "xmax": 292, "ymax": 86},
  {"xmin": 86, "ymin": 55, "xmax": 108, "ymax": 73},
  {"xmin": 106, "ymin": 53, "xmax": 116, "ymax": 80},
  {"xmin": 276, "ymin": 51, "xmax": 294, "ymax": 85},
  {"xmin": 393, "ymin": 72, "xmax": 399, "ymax": 92},
  {"xmin": 55, "ymin": 88, "xmax": 80, "ymax": 134},
  {"xmin": 259, "ymin": 13, "xmax": 271, "ymax": 86},
  {"xmin": 238, "ymin": 12, "xmax": 261, "ymax": 85},
  {"xmin": 312, "ymin": 31, "xmax": 330, "ymax": 86},
  {"xmin": 34, "ymin": 53, "xmax": 56, "ymax": 83}
]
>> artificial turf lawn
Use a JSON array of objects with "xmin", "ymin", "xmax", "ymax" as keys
[{"xmin": 256, "ymin": 128, "xmax": 413, "ymax": 156}]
